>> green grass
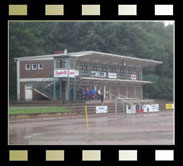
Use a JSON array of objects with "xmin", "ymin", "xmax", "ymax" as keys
[{"xmin": 9, "ymin": 106, "xmax": 71, "ymax": 115}]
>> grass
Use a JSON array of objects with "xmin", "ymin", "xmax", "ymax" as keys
[{"xmin": 9, "ymin": 106, "xmax": 71, "ymax": 115}]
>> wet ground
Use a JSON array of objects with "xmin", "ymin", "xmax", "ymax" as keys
[{"xmin": 9, "ymin": 111, "xmax": 174, "ymax": 145}]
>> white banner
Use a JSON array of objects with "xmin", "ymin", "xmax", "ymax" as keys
[
  {"xmin": 143, "ymin": 104, "xmax": 159, "ymax": 112},
  {"xmin": 54, "ymin": 69, "xmax": 79, "ymax": 78},
  {"xmin": 108, "ymin": 72, "xmax": 117, "ymax": 79},
  {"xmin": 96, "ymin": 106, "xmax": 108, "ymax": 113},
  {"xmin": 91, "ymin": 71, "xmax": 106, "ymax": 78},
  {"xmin": 151, "ymin": 104, "xmax": 159, "ymax": 112},
  {"xmin": 126, "ymin": 105, "xmax": 136, "ymax": 114}
]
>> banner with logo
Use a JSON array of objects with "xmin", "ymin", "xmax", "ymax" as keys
[
  {"xmin": 96, "ymin": 106, "xmax": 108, "ymax": 113},
  {"xmin": 91, "ymin": 71, "xmax": 106, "ymax": 78},
  {"xmin": 54, "ymin": 69, "xmax": 79, "ymax": 78},
  {"xmin": 131, "ymin": 74, "xmax": 137, "ymax": 80},
  {"xmin": 126, "ymin": 105, "xmax": 136, "ymax": 114},
  {"xmin": 108, "ymin": 72, "xmax": 117, "ymax": 79}
]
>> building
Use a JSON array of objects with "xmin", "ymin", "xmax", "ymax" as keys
[{"xmin": 14, "ymin": 50, "xmax": 162, "ymax": 101}]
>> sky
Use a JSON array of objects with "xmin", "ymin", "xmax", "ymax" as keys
[{"xmin": 164, "ymin": 21, "xmax": 174, "ymax": 26}]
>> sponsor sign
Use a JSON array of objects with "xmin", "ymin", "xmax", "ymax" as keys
[
  {"xmin": 131, "ymin": 74, "xmax": 137, "ymax": 80},
  {"xmin": 166, "ymin": 103, "xmax": 174, "ymax": 110},
  {"xmin": 96, "ymin": 106, "xmax": 108, "ymax": 113},
  {"xmin": 54, "ymin": 69, "xmax": 79, "ymax": 78},
  {"xmin": 151, "ymin": 104, "xmax": 159, "ymax": 112},
  {"xmin": 143, "ymin": 104, "xmax": 159, "ymax": 112},
  {"xmin": 126, "ymin": 105, "xmax": 136, "ymax": 114},
  {"xmin": 143, "ymin": 105, "xmax": 152, "ymax": 112},
  {"xmin": 108, "ymin": 72, "xmax": 117, "ymax": 79},
  {"xmin": 91, "ymin": 71, "xmax": 106, "ymax": 78}
]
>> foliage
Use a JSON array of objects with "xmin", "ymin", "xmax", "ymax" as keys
[{"xmin": 9, "ymin": 22, "xmax": 173, "ymax": 100}]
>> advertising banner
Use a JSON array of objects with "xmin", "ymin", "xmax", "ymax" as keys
[
  {"xmin": 126, "ymin": 105, "xmax": 136, "ymax": 114},
  {"xmin": 131, "ymin": 74, "xmax": 137, "ymax": 80},
  {"xmin": 96, "ymin": 106, "xmax": 108, "ymax": 113},
  {"xmin": 91, "ymin": 71, "xmax": 106, "ymax": 78},
  {"xmin": 151, "ymin": 104, "xmax": 159, "ymax": 112},
  {"xmin": 143, "ymin": 104, "xmax": 159, "ymax": 112},
  {"xmin": 166, "ymin": 104, "xmax": 174, "ymax": 109},
  {"xmin": 108, "ymin": 72, "xmax": 117, "ymax": 79},
  {"xmin": 143, "ymin": 104, "xmax": 152, "ymax": 113},
  {"xmin": 54, "ymin": 69, "xmax": 79, "ymax": 78}
]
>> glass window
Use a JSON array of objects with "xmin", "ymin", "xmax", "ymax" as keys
[
  {"xmin": 25, "ymin": 64, "xmax": 31, "ymax": 70},
  {"xmin": 32, "ymin": 64, "xmax": 37, "ymax": 70},
  {"xmin": 38, "ymin": 64, "xmax": 44, "ymax": 70}
]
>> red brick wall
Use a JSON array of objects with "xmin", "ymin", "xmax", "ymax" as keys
[{"xmin": 20, "ymin": 60, "xmax": 54, "ymax": 78}]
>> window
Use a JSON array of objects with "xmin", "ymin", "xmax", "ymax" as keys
[
  {"xmin": 32, "ymin": 64, "xmax": 37, "ymax": 70},
  {"xmin": 38, "ymin": 64, "xmax": 44, "ymax": 70},
  {"xmin": 25, "ymin": 64, "xmax": 31, "ymax": 70}
]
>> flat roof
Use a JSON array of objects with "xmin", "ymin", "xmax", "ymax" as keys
[{"xmin": 14, "ymin": 51, "xmax": 162, "ymax": 67}]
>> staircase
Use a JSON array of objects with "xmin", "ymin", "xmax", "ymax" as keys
[{"xmin": 31, "ymin": 81, "xmax": 55, "ymax": 100}]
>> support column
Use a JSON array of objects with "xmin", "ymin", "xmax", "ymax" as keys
[
  {"xmin": 53, "ymin": 77, "xmax": 56, "ymax": 100},
  {"xmin": 73, "ymin": 77, "xmax": 76, "ymax": 100},
  {"xmin": 53, "ymin": 58, "xmax": 56, "ymax": 100},
  {"xmin": 67, "ymin": 58, "xmax": 70, "ymax": 101},
  {"xmin": 117, "ymin": 84, "xmax": 120, "ymax": 97},
  {"xmin": 134, "ymin": 86, "xmax": 136, "ymax": 98},
  {"xmin": 59, "ymin": 78, "xmax": 62, "ymax": 100},
  {"xmin": 17, "ymin": 60, "xmax": 20, "ymax": 100},
  {"xmin": 126, "ymin": 85, "xmax": 128, "ymax": 98}
]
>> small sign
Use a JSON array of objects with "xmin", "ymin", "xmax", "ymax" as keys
[
  {"xmin": 96, "ymin": 106, "xmax": 108, "ymax": 113},
  {"xmin": 108, "ymin": 72, "xmax": 117, "ymax": 79},
  {"xmin": 131, "ymin": 74, "xmax": 137, "ymax": 80},
  {"xmin": 166, "ymin": 104, "xmax": 174, "ymax": 110}
]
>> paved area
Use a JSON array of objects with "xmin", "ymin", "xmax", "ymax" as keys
[{"xmin": 9, "ymin": 111, "xmax": 174, "ymax": 145}]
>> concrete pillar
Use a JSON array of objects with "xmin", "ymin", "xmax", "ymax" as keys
[
  {"xmin": 126, "ymin": 86, "xmax": 128, "ymax": 98},
  {"xmin": 134, "ymin": 86, "xmax": 136, "ymax": 98},
  {"xmin": 17, "ymin": 60, "xmax": 20, "ymax": 100}
]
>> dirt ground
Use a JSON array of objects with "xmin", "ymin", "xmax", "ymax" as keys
[{"xmin": 9, "ymin": 111, "xmax": 174, "ymax": 145}]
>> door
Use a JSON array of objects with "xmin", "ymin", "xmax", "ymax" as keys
[{"xmin": 25, "ymin": 84, "xmax": 33, "ymax": 100}]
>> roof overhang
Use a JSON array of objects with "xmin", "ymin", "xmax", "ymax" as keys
[
  {"xmin": 14, "ymin": 51, "xmax": 162, "ymax": 67},
  {"xmin": 79, "ymin": 77, "xmax": 152, "ymax": 85}
]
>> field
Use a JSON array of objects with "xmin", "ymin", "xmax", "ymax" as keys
[
  {"xmin": 9, "ymin": 106, "xmax": 71, "ymax": 114},
  {"xmin": 9, "ymin": 110, "xmax": 174, "ymax": 145}
]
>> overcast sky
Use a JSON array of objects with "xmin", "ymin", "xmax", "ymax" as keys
[{"xmin": 164, "ymin": 21, "xmax": 174, "ymax": 26}]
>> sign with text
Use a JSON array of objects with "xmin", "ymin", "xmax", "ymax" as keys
[
  {"xmin": 126, "ymin": 105, "xmax": 136, "ymax": 114},
  {"xmin": 108, "ymin": 72, "xmax": 117, "ymax": 79},
  {"xmin": 96, "ymin": 106, "xmax": 108, "ymax": 113},
  {"xmin": 143, "ymin": 104, "xmax": 159, "ymax": 112},
  {"xmin": 166, "ymin": 103, "xmax": 174, "ymax": 110},
  {"xmin": 131, "ymin": 74, "xmax": 137, "ymax": 80},
  {"xmin": 91, "ymin": 71, "xmax": 106, "ymax": 78},
  {"xmin": 54, "ymin": 69, "xmax": 79, "ymax": 78}
]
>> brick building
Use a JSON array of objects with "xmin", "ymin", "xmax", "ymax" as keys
[{"xmin": 14, "ymin": 51, "xmax": 162, "ymax": 101}]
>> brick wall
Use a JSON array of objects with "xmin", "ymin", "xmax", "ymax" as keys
[{"xmin": 20, "ymin": 60, "xmax": 54, "ymax": 78}]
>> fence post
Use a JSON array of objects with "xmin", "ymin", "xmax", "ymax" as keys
[{"xmin": 84, "ymin": 104, "xmax": 89, "ymax": 128}]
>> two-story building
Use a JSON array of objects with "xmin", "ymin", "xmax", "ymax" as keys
[{"xmin": 14, "ymin": 50, "xmax": 162, "ymax": 101}]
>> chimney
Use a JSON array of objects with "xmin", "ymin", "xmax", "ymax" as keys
[{"xmin": 64, "ymin": 49, "xmax": 68, "ymax": 54}]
